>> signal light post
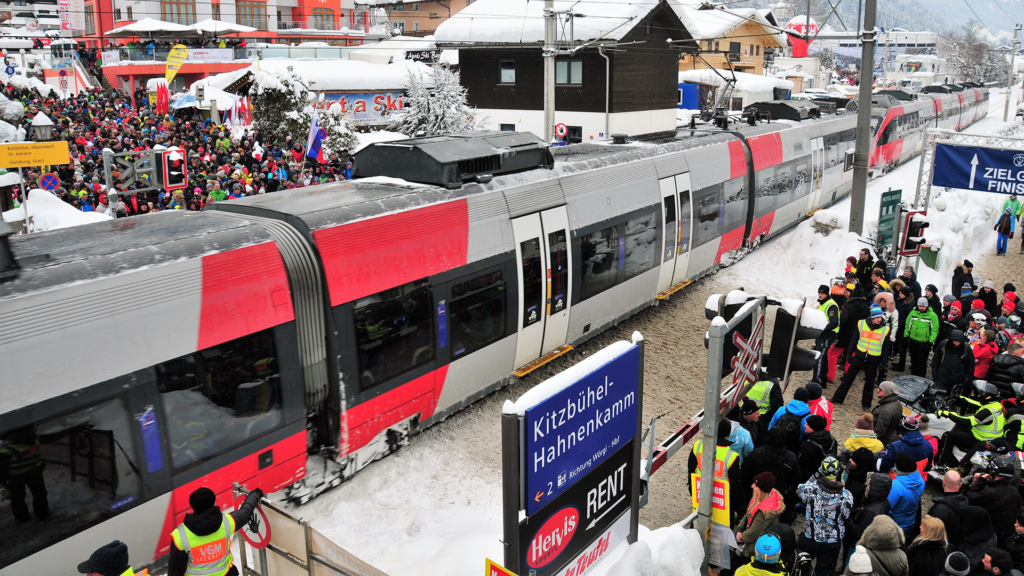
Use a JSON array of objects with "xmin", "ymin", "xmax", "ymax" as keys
[{"xmin": 898, "ymin": 210, "xmax": 929, "ymax": 270}]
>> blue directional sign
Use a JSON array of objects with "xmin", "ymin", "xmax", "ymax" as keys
[
  {"xmin": 523, "ymin": 343, "xmax": 639, "ymax": 516},
  {"xmin": 933, "ymin": 143, "xmax": 1024, "ymax": 195}
]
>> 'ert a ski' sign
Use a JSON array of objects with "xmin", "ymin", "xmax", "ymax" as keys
[{"xmin": 521, "ymin": 341, "xmax": 639, "ymax": 516}]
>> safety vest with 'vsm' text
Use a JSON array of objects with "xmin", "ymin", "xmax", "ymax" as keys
[
  {"xmin": 170, "ymin": 513, "xmax": 236, "ymax": 576},
  {"xmin": 746, "ymin": 381, "xmax": 776, "ymax": 415},
  {"xmin": 856, "ymin": 319, "xmax": 890, "ymax": 356}
]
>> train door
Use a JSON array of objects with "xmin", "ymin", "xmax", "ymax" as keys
[
  {"xmin": 511, "ymin": 206, "xmax": 573, "ymax": 368},
  {"xmin": 672, "ymin": 173, "xmax": 693, "ymax": 285},
  {"xmin": 656, "ymin": 177, "xmax": 678, "ymax": 293},
  {"xmin": 809, "ymin": 136, "xmax": 824, "ymax": 211}
]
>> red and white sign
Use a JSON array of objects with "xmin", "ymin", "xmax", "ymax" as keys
[
  {"xmin": 786, "ymin": 16, "xmax": 818, "ymax": 58},
  {"xmin": 485, "ymin": 559, "xmax": 518, "ymax": 576},
  {"xmin": 526, "ymin": 506, "xmax": 579, "ymax": 569},
  {"xmin": 234, "ymin": 494, "xmax": 271, "ymax": 549},
  {"xmin": 729, "ymin": 312, "xmax": 764, "ymax": 405},
  {"xmin": 555, "ymin": 123, "xmax": 568, "ymax": 138},
  {"xmin": 553, "ymin": 511, "xmax": 629, "ymax": 576}
]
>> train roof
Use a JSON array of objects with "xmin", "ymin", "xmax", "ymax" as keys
[{"xmin": 0, "ymin": 210, "xmax": 276, "ymax": 300}]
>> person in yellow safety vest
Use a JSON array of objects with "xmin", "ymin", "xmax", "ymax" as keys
[
  {"xmin": 0, "ymin": 425, "xmax": 49, "ymax": 522},
  {"xmin": 746, "ymin": 372, "xmax": 785, "ymax": 420},
  {"xmin": 936, "ymin": 395, "xmax": 1007, "ymax": 468},
  {"xmin": 813, "ymin": 284, "xmax": 841, "ymax": 386},
  {"xmin": 687, "ymin": 419, "xmax": 745, "ymax": 526},
  {"xmin": 169, "ymin": 487, "xmax": 265, "ymax": 576},
  {"xmin": 77, "ymin": 540, "xmax": 136, "ymax": 576},
  {"xmin": 830, "ymin": 304, "xmax": 891, "ymax": 411}
]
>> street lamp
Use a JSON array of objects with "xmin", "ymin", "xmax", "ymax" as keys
[{"xmin": 29, "ymin": 111, "xmax": 53, "ymax": 141}]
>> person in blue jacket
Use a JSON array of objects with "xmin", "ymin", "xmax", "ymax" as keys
[
  {"xmin": 888, "ymin": 451, "xmax": 925, "ymax": 538},
  {"xmin": 769, "ymin": 387, "xmax": 812, "ymax": 452},
  {"xmin": 995, "ymin": 206, "xmax": 1016, "ymax": 256},
  {"xmin": 728, "ymin": 419, "xmax": 755, "ymax": 465},
  {"xmin": 877, "ymin": 415, "xmax": 934, "ymax": 474}
]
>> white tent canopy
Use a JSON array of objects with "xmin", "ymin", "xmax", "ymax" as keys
[
  {"xmin": 188, "ymin": 19, "xmax": 257, "ymax": 35},
  {"xmin": 105, "ymin": 17, "xmax": 198, "ymax": 38}
]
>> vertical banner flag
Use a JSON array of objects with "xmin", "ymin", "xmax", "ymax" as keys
[
  {"xmin": 165, "ymin": 44, "xmax": 189, "ymax": 83},
  {"xmin": 306, "ymin": 108, "xmax": 327, "ymax": 163}
]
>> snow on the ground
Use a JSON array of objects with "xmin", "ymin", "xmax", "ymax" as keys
[
  {"xmin": 2, "ymin": 189, "xmax": 112, "ymax": 230},
  {"xmin": 295, "ymin": 89, "xmax": 1017, "ymax": 576},
  {"xmin": 354, "ymin": 130, "xmax": 408, "ymax": 153}
]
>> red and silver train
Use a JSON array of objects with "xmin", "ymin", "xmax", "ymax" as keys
[{"xmin": 0, "ymin": 88, "xmax": 986, "ymax": 574}]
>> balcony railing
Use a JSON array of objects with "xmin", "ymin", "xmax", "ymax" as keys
[
  {"xmin": 236, "ymin": 17, "xmax": 268, "ymax": 31},
  {"xmin": 162, "ymin": 15, "xmax": 196, "ymax": 25},
  {"xmin": 276, "ymin": 19, "xmax": 366, "ymax": 33}
]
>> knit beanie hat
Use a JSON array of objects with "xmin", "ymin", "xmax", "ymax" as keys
[
  {"xmin": 895, "ymin": 451, "xmax": 916, "ymax": 473},
  {"xmin": 964, "ymin": 259, "xmax": 974, "ymax": 268},
  {"xmin": 189, "ymin": 487, "xmax": 216, "ymax": 513},
  {"xmin": 917, "ymin": 297, "xmax": 929, "ymax": 307},
  {"xmin": 944, "ymin": 552, "xmax": 971, "ymax": 576},
  {"xmin": 718, "ymin": 419, "xmax": 732, "ymax": 440},
  {"xmin": 851, "ymin": 447, "xmax": 875, "ymax": 469},
  {"xmin": 900, "ymin": 415, "xmax": 919, "ymax": 431},
  {"xmin": 855, "ymin": 413, "xmax": 873, "ymax": 431},
  {"xmin": 848, "ymin": 546, "xmax": 873, "ymax": 575},
  {"xmin": 943, "ymin": 294, "xmax": 955, "ymax": 304},
  {"xmin": 926, "ymin": 284, "xmax": 938, "ymax": 295},
  {"xmin": 962, "ymin": 283, "xmax": 973, "ymax": 296},
  {"xmin": 806, "ymin": 382, "xmax": 823, "ymax": 400},
  {"xmin": 879, "ymin": 381, "xmax": 899, "ymax": 396},
  {"xmin": 818, "ymin": 284, "xmax": 830, "ymax": 295},
  {"xmin": 999, "ymin": 315, "xmax": 1009, "ymax": 325},
  {"xmin": 793, "ymin": 387, "xmax": 809, "ymax": 403},
  {"xmin": 741, "ymin": 398, "xmax": 760, "ymax": 415},
  {"xmin": 1004, "ymin": 301, "xmax": 1016, "ymax": 313},
  {"xmin": 753, "ymin": 471, "xmax": 776, "ymax": 493},
  {"xmin": 984, "ymin": 279, "xmax": 996, "ymax": 290},
  {"xmin": 1007, "ymin": 290, "xmax": 1018, "ymax": 302},
  {"xmin": 972, "ymin": 299, "xmax": 985, "ymax": 310},
  {"xmin": 807, "ymin": 414, "xmax": 828, "ymax": 432},
  {"xmin": 869, "ymin": 304, "xmax": 884, "ymax": 319}
]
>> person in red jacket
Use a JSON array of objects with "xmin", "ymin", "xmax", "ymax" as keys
[{"xmin": 973, "ymin": 330, "xmax": 1000, "ymax": 380}]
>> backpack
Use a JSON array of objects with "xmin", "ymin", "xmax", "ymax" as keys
[
  {"xmin": 776, "ymin": 409, "xmax": 804, "ymax": 453},
  {"xmin": 790, "ymin": 551, "xmax": 813, "ymax": 576}
]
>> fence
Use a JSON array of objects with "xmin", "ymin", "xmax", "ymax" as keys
[{"xmin": 233, "ymin": 484, "xmax": 390, "ymax": 576}]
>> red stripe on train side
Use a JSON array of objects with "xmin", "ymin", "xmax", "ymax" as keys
[
  {"xmin": 341, "ymin": 365, "xmax": 447, "ymax": 456},
  {"xmin": 747, "ymin": 133, "xmax": 783, "ymax": 171},
  {"xmin": 728, "ymin": 140, "xmax": 747, "ymax": 179},
  {"xmin": 197, "ymin": 242, "xmax": 295, "ymax": 350},
  {"xmin": 152, "ymin": 430, "xmax": 307, "ymax": 559},
  {"xmin": 714, "ymin": 225, "xmax": 746, "ymax": 264},
  {"xmin": 314, "ymin": 200, "xmax": 470, "ymax": 307},
  {"xmin": 748, "ymin": 209, "xmax": 776, "ymax": 242}
]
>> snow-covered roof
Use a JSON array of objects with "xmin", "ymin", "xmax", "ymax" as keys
[
  {"xmin": 350, "ymin": 35, "xmax": 436, "ymax": 65},
  {"xmin": 201, "ymin": 59, "xmax": 433, "ymax": 93},
  {"xmin": 679, "ymin": 69, "xmax": 794, "ymax": 92},
  {"xmin": 434, "ymin": 0, "xmax": 655, "ymax": 44},
  {"xmin": 668, "ymin": 2, "xmax": 787, "ymax": 47}
]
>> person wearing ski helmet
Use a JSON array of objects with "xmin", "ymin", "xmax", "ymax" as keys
[
  {"xmin": 735, "ymin": 534, "xmax": 784, "ymax": 576},
  {"xmin": 965, "ymin": 455, "xmax": 1022, "ymax": 546}
]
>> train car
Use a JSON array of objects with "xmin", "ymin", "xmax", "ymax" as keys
[
  {"xmin": 0, "ymin": 212, "xmax": 324, "ymax": 574},
  {"xmin": 0, "ymin": 89, "xmax": 988, "ymax": 574}
]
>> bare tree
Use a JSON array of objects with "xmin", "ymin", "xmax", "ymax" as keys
[{"xmin": 942, "ymin": 20, "xmax": 1008, "ymax": 83}]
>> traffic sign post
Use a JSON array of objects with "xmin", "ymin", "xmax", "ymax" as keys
[
  {"xmin": 501, "ymin": 334, "xmax": 645, "ymax": 576},
  {"xmin": 876, "ymin": 188, "xmax": 902, "ymax": 254},
  {"xmin": 38, "ymin": 172, "xmax": 59, "ymax": 191},
  {"xmin": 555, "ymin": 123, "xmax": 568, "ymax": 139}
]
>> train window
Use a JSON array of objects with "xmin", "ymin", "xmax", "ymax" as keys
[
  {"xmin": 826, "ymin": 135, "xmax": 839, "ymax": 168},
  {"xmin": 353, "ymin": 279, "xmax": 434, "ymax": 391},
  {"xmin": 520, "ymin": 239, "xmax": 543, "ymax": 327},
  {"xmin": 663, "ymin": 195, "xmax": 676, "ymax": 223},
  {"xmin": 0, "ymin": 396, "xmax": 144, "ymax": 568},
  {"xmin": 623, "ymin": 212, "xmax": 658, "ymax": 280},
  {"xmin": 678, "ymin": 188, "xmax": 692, "ymax": 254},
  {"xmin": 878, "ymin": 121, "xmax": 897, "ymax": 146},
  {"xmin": 722, "ymin": 177, "xmax": 746, "ymax": 231},
  {"xmin": 156, "ymin": 329, "xmax": 284, "ymax": 470},
  {"xmin": 449, "ymin": 270, "xmax": 508, "ymax": 359},
  {"xmin": 548, "ymin": 230, "xmax": 569, "ymax": 313},
  {"xmin": 775, "ymin": 163, "xmax": 793, "ymax": 205},
  {"xmin": 580, "ymin": 224, "xmax": 620, "ymax": 301},
  {"xmin": 754, "ymin": 166, "xmax": 776, "ymax": 215},
  {"xmin": 793, "ymin": 162, "xmax": 810, "ymax": 199},
  {"xmin": 662, "ymin": 196, "xmax": 677, "ymax": 263},
  {"xmin": 694, "ymin": 187, "xmax": 722, "ymax": 247}
]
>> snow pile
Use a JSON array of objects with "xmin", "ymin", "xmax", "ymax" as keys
[
  {"xmin": 920, "ymin": 187, "xmax": 1002, "ymax": 291},
  {"xmin": 355, "ymin": 130, "xmax": 408, "ymax": 152},
  {"xmin": 4, "ymin": 74, "xmax": 57, "ymax": 98},
  {"xmin": 995, "ymin": 117, "xmax": 1024, "ymax": 137},
  {"xmin": 678, "ymin": 70, "xmax": 794, "ymax": 93},
  {"xmin": 670, "ymin": 4, "xmax": 786, "ymax": 46},
  {"xmin": 2, "ymin": 189, "xmax": 112, "ymax": 231},
  {"xmin": 590, "ymin": 523, "xmax": 704, "ymax": 576}
]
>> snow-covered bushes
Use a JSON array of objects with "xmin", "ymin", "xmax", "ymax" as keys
[{"xmin": 385, "ymin": 65, "xmax": 482, "ymax": 136}]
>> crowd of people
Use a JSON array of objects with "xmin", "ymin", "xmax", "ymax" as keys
[
  {"xmin": 2, "ymin": 81, "xmax": 354, "ymax": 216},
  {"xmin": 691, "ymin": 233, "xmax": 1024, "ymax": 576}
]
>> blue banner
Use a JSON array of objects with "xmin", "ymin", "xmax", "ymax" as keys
[
  {"xmin": 524, "ymin": 345, "xmax": 639, "ymax": 516},
  {"xmin": 933, "ymin": 143, "xmax": 1024, "ymax": 194}
]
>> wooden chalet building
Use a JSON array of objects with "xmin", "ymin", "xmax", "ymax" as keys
[{"xmin": 434, "ymin": 0, "xmax": 696, "ymax": 143}]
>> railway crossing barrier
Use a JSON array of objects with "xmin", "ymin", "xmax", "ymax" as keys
[{"xmin": 232, "ymin": 484, "xmax": 390, "ymax": 576}]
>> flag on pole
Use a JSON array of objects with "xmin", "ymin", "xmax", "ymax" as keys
[{"xmin": 306, "ymin": 109, "xmax": 327, "ymax": 163}]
